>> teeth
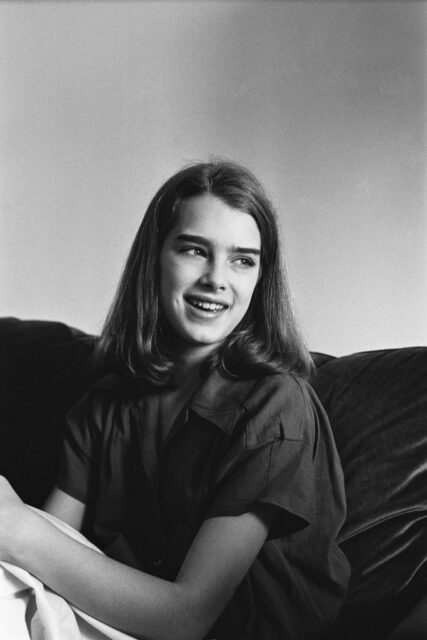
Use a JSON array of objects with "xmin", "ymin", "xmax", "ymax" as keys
[{"xmin": 188, "ymin": 298, "xmax": 225, "ymax": 312}]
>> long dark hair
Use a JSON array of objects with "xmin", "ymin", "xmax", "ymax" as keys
[{"xmin": 97, "ymin": 159, "xmax": 313, "ymax": 385}]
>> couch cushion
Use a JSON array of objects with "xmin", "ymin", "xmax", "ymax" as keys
[
  {"xmin": 313, "ymin": 348, "xmax": 427, "ymax": 637},
  {"xmin": 0, "ymin": 317, "xmax": 97, "ymax": 505}
]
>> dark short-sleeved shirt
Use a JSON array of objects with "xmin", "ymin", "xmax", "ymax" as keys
[{"xmin": 57, "ymin": 368, "xmax": 350, "ymax": 639}]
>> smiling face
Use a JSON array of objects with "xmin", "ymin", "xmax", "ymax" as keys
[{"xmin": 159, "ymin": 194, "xmax": 261, "ymax": 361}]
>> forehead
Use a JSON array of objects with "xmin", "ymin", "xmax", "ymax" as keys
[{"xmin": 172, "ymin": 194, "xmax": 261, "ymax": 247}]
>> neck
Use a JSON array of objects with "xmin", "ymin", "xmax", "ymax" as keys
[
  {"xmin": 170, "ymin": 344, "xmax": 218, "ymax": 391},
  {"xmin": 171, "ymin": 355, "xmax": 203, "ymax": 390}
]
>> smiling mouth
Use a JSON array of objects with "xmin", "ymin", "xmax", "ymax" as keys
[{"xmin": 185, "ymin": 296, "xmax": 228, "ymax": 313}]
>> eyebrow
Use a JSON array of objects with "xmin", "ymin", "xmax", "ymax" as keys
[{"xmin": 175, "ymin": 233, "xmax": 261, "ymax": 256}]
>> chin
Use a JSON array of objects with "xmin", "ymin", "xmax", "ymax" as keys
[
  {"xmin": 182, "ymin": 328, "xmax": 225, "ymax": 349},
  {"xmin": 189, "ymin": 334, "xmax": 222, "ymax": 348}
]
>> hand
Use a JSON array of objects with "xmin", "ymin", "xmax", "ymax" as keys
[{"xmin": 0, "ymin": 475, "xmax": 28, "ymax": 563}]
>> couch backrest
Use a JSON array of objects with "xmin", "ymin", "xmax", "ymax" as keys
[
  {"xmin": 0, "ymin": 317, "xmax": 97, "ymax": 504},
  {"xmin": 313, "ymin": 348, "xmax": 427, "ymax": 637}
]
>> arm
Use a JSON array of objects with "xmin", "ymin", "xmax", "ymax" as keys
[
  {"xmin": 43, "ymin": 486, "xmax": 86, "ymax": 530},
  {"xmin": 0, "ymin": 476, "xmax": 271, "ymax": 640}
]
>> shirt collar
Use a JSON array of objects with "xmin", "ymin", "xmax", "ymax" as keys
[
  {"xmin": 93, "ymin": 368, "xmax": 258, "ymax": 435},
  {"xmin": 189, "ymin": 368, "xmax": 258, "ymax": 434}
]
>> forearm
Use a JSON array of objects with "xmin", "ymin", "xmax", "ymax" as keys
[
  {"xmin": 1, "ymin": 478, "xmax": 269, "ymax": 640},
  {"xmin": 12, "ymin": 507, "xmax": 203, "ymax": 640}
]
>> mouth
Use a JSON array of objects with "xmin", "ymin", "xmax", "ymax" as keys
[{"xmin": 185, "ymin": 296, "xmax": 229, "ymax": 313}]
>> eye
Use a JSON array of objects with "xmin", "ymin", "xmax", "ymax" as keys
[
  {"xmin": 180, "ymin": 245, "xmax": 207, "ymax": 258},
  {"xmin": 233, "ymin": 256, "xmax": 256, "ymax": 268}
]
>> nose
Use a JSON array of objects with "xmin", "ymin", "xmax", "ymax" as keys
[{"xmin": 199, "ymin": 259, "xmax": 227, "ymax": 291}]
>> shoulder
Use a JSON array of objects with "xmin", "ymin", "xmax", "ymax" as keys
[
  {"xmin": 66, "ymin": 374, "xmax": 141, "ymax": 429},
  {"xmin": 240, "ymin": 372, "xmax": 319, "ymax": 445},
  {"xmin": 243, "ymin": 371, "xmax": 306, "ymax": 410}
]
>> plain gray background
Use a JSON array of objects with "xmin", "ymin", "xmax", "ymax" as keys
[{"xmin": 1, "ymin": 0, "xmax": 426, "ymax": 355}]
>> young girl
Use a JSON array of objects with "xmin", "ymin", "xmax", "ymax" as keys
[{"xmin": 0, "ymin": 160, "xmax": 349, "ymax": 639}]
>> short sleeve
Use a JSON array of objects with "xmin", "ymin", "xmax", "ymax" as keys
[
  {"xmin": 206, "ymin": 374, "xmax": 319, "ymax": 539},
  {"xmin": 56, "ymin": 391, "xmax": 101, "ymax": 503}
]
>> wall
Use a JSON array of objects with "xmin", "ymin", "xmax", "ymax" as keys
[{"xmin": 1, "ymin": 0, "xmax": 426, "ymax": 355}]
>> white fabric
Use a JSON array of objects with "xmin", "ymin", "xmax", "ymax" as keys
[{"xmin": 0, "ymin": 507, "xmax": 138, "ymax": 640}]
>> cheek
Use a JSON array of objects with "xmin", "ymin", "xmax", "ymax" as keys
[
  {"xmin": 242, "ymin": 273, "xmax": 260, "ymax": 305},
  {"xmin": 235, "ymin": 278, "xmax": 260, "ymax": 320},
  {"xmin": 160, "ymin": 258, "xmax": 192, "ymax": 311},
  {"xmin": 160, "ymin": 269, "xmax": 174, "ymax": 296},
  {"xmin": 160, "ymin": 253, "xmax": 179, "ymax": 292},
  {"xmin": 159, "ymin": 263, "xmax": 175, "ymax": 315}
]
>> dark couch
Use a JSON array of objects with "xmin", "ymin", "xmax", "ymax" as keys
[{"xmin": 1, "ymin": 317, "xmax": 426, "ymax": 639}]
